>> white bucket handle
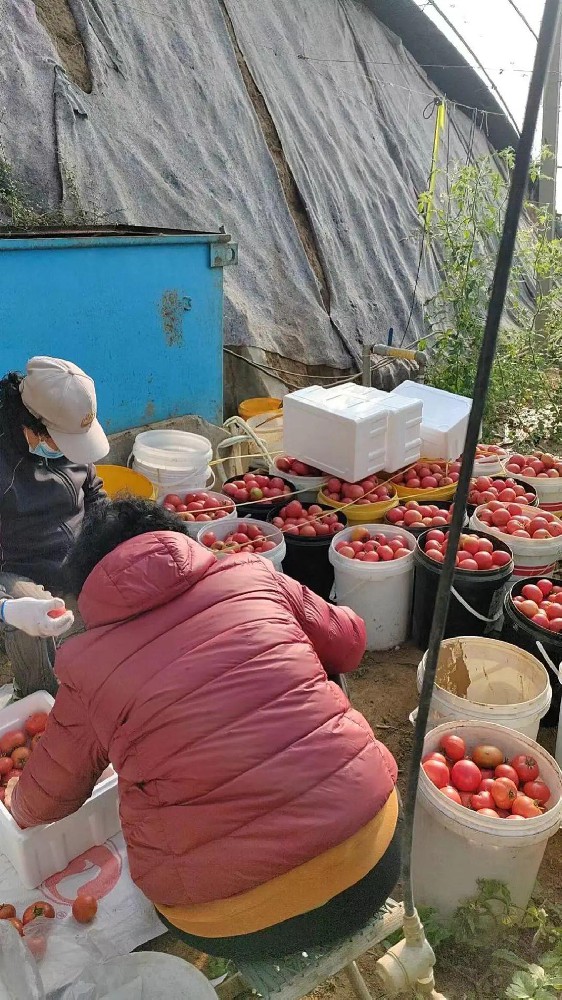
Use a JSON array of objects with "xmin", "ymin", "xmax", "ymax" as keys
[
  {"xmin": 535, "ymin": 641, "xmax": 562, "ymax": 685},
  {"xmin": 450, "ymin": 586, "xmax": 503, "ymax": 624}
]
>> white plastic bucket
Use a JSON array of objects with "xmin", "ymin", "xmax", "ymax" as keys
[
  {"xmin": 412, "ymin": 720, "xmax": 562, "ymax": 918},
  {"xmin": 196, "ymin": 517, "xmax": 286, "ymax": 571},
  {"xmin": 471, "ymin": 504, "xmax": 562, "ymax": 577},
  {"xmin": 132, "ymin": 430, "xmax": 213, "ymax": 500},
  {"xmin": 268, "ymin": 461, "xmax": 328, "ymax": 502},
  {"xmin": 472, "ymin": 456, "xmax": 507, "ymax": 477},
  {"xmin": 415, "ymin": 637, "xmax": 552, "ymax": 739},
  {"xmin": 513, "ymin": 471, "xmax": 562, "ymax": 514},
  {"xmin": 329, "ymin": 524, "xmax": 416, "ymax": 651}
]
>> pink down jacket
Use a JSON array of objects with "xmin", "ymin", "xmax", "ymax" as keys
[{"xmin": 12, "ymin": 531, "xmax": 398, "ymax": 906}]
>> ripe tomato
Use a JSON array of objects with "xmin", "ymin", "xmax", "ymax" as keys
[
  {"xmin": 0, "ymin": 758, "xmax": 12, "ymax": 777},
  {"xmin": 72, "ymin": 895, "xmax": 98, "ymax": 925},
  {"xmin": 451, "ymin": 759, "xmax": 482, "ymax": 793},
  {"xmin": 24, "ymin": 713, "xmax": 48, "ymax": 738},
  {"xmin": 478, "ymin": 778, "xmax": 495, "ymax": 793},
  {"xmin": 163, "ymin": 494, "xmax": 182, "ymax": 508},
  {"xmin": 422, "ymin": 752, "xmax": 448, "ymax": 766},
  {"xmin": 510, "ymin": 754, "xmax": 539, "ymax": 783},
  {"xmin": 422, "ymin": 759, "xmax": 450, "ymax": 788},
  {"xmin": 439, "ymin": 733, "xmax": 466, "ymax": 762},
  {"xmin": 523, "ymin": 780, "xmax": 551, "ymax": 805},
  {"xmin": 471, "ymin": 790, "xmax": 495, "ymax": 811},
  {"xmin": 11, "ymin": 747, "xmax": 30, "ymax": 770},
  {"xmin": 477, "ymin": 808, "xmax": 500, "ymax": 818},
  {"xmin": 0, "ymin": 731, "xmax": 26, "ymax": 755},
  {"xmin": 521, "ymin": 584, "xmax": 544, "ymax": 604},
  {"xmin": 491, "ymin": 777, "xmax": 518, "ymax": 809},
  {"xmin": 472, "ymin": 745, "xmax": 504, "ymax": 770},
  {"xmin": 8, "ymin": 918, "xmax": 23, "ymax": 936},
  {"xmin": 47, "ymin": 608, "xmax": 66, "ymax": 619},
  {"xmin": 22, "ymin": 902, "xmax": 55, "ymax": 926},
  {"xmin": 511, "ymin": 795, "xmax": 542, "ymax": 818},
  {"xmin": 495, "ymin": 763, "xmax": 520, "ymax": 785},
  {"xmin": 0, "ymin": 904, "xmax": 16, "ymax": 919},
  {"xmin": 25, "ymin": 932, "xmax": 47, "ymax": 960},
  {"xmin": 440, "ymin": 785, "xmax": 462, "ymax": 805}
]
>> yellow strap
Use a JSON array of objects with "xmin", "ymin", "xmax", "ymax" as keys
[{"xmin": 424, "ymin": 100, "xmax": 446, "ymax": 230}]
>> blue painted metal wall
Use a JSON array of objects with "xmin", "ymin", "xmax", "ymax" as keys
[{"xmin": 0, "ymin": 233, "xmax": 228, "ymax": 432}]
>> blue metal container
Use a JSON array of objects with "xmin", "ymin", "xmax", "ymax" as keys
[{"xmin": 0, "ymin": 227, "xmax": 238, "ymax": 431}]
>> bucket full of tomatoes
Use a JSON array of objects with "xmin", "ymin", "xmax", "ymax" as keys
[
  {"xmin": 412, "ymin": 527, "xmax": 514, "ymax": 649},
  {"xmin": 329, "ymin": 524, "xmax": 416, "ymax": 651},
  {"xmin": 412, "ymin": 721, "xmax": 562, "ymax": 918},
  {"xmin": 501, "ymin": 576, "xmax": 562, "ymax": 727},
  {"xmin": 267, "ymin": 500, "xmax": 346, "ymax": 600},
  {"xmin": 471, "ymin": 502, "xmax": 562, "ymax": 577}
]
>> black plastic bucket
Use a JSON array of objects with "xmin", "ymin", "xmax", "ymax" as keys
[
  {"xmin": 412, "ymin": 527, "xmax": 514, "ymax": 649},
  {"xmin": 501, "ymin": 576, "xmax": 562, "ymax": 727},
  {"xmin": 384, "ymin": 500, "xmax": 468, "ymax": 538},
  {"xmin": 222, "ymin": 473, "xmax": 296, "ymax": 522},
  {"xmin": 467, "ymin": 476, "xmax": 539, "ymax": 517},
  {"xmin": 268, "ymin": 503, "xmax": 347, "ymax": 599}
]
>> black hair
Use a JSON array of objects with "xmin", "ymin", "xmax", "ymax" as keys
[
  {"xmin": 64, "ymin": 497, "xmax": 190, "ymax": 596},
  {"xmin": 0, "ymin": 372, "xmax": 48, "ymax": 452}
]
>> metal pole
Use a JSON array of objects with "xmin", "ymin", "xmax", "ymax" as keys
[
  {"xmin": 362, "ymin": 344, "xmax": 372, "ymax": 387},
  {"xmin": 537, "ymin": 8, "xmax": 561, "ymax": 320}
]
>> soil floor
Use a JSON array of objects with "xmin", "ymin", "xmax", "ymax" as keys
[{"xmin": 2, "ymin": 643, "xmax": 559, "ymax": 998}]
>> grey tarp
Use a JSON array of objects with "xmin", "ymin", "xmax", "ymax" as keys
[{"xmin": 0, "ymin": 0, "xmax": 497, "ymax": 385}]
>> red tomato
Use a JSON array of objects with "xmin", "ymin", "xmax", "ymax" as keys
[
  {"xmin": 72, "ymin": 895, "xmax": 98, "ymax": 924},
  {"xmin": 537, "ymin": 579, "xmax": 554, "ymax": 597},
  {"xmin": 25, "ymin": 932, "xmax": 47, "ymax": 960},
  {"xmin": 510, "ymin": 754, "xmax": 540, "ymax": 783},
  {"xmin": 25, "ymin": 712, "xmax": 49, "ymax": 736},
  {"xmin": 22, "ymin": 902, "xmax": 55, "ymax": 926},
  {"xmin": 439, "ymin": 733, "xmax": 466, "ymax": 762},
  {"xmin": 163, "ymin": 494, "xmax": 182, "ymax": 508},
  {"xmin": 521, "ymin": 584, "xmax": 544, "ymax": 604},
  {"xmin": 479, "ymin": 769, "xmax": 495, "ymax": 780},
  {"xmin": 451, "ymin": 759, "xmax": 482, "ymax": 793},
  {"xmin": 0, "ymin": 731, "xmax": 26, "ymax": 755},
  {"xmin": 479, "ymin": 778, "xmax": 495, "ymax": 793},
  {"xmin": 0, "ymin": 758, "xmax": 12, "ymax": 777},
  {"xmin": 11, "ymin": 747, "xmax": 30, "ymax": 770},
  {"xmin": 8, "ymin": 917, "xmax": 23, "ymax": 936},
  {"xmin": 495, "ymin": 763, "xmax": 520, "ymax": 785},
  {"xmin": 423, "ymin": 752, "xmax": 448, "ymax": 766},
  {"xmin": 0, "ymin": 904, "xmax": 16, "ymax": 919},
  {"xmin": 440, "ymin": 785, "xmax": 462, "ymax": 805},
  {"xmin": 472, "ymin": 745, "xmax": 504, "ymax": 770},
  {"xmin": 47, "ymin": 608, "xmax": 67, "ymax": 619},
  {"xmin": 491, "ymin": 777, "xmax": 518, "ymax": 809},
  {"xmin": 523, "ymin": 780, "xmax": 551, "ymax": 805},
  {"xmin": 511, "ymin": 795, "xmax": 542, "ymax": 818},
  {"xmin": 518, "ymin": 600, "xmax": 540, "ymax": 618},
  {"xmin": 422, "ymin": 759, "xmax": 450, "ymax": 788},
  {"xmin": 471, "ymin": 790, "xmax": 495, "ymax": 811}
]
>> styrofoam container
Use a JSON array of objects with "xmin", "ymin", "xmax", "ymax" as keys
[
  {"xmin": 412, "ymin": 720, "xmax": 562, "ymax": 918},
  {"xmin": 196, "ymin": 517, "xmax": 286, "ymax": 571},
  {"xmin": 0, "ymin": 692, "xmax": 119, "ymax": 889},
  {"xmin": 390, "ymin": 381, "xmax": 471, "ymax": 461},
  {"xmin": 329, "ymin": 524, "xmax": 415, "ymax": 650},
  {"xmin": 470, "ymin": 503, "xmax": 562, "ymax": 577},
  {"xmin": 415, "ymin": 637, "xmax": 552, "ymax": 739},
  {"xmin": 282, "ymin": 384, "xmax": 422, "ymax": 483}
]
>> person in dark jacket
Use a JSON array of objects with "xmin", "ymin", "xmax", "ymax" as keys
[{"xmin": 0, "ymin": 356, "xmax": 109, "ymax": 698}]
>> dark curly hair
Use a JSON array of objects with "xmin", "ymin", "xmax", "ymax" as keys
[
  {"xmin": 0, "ymin": 372, "xmax": 48, "ymax": 453},
  {"xmin": 64, "ymin": 497, "xmax": 190, "ymax": 596}
]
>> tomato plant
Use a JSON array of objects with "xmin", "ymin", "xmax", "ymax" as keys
[{"xmin": 72, "ymin": 895, "xmax": 98, "ymax": 924}]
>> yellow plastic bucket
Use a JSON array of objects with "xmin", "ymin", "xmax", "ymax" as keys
[
  {"xmin": 317, "ymin": 486, "xmax": 399, "ymax": 524},
  {"xmin": 238, "ymin": 397, "xmax": 283, "ymax": 421},
  {"xmin": 97, "ymin": 465, "xmax": 157, "ymax": 501},
  {"xmin": 385, "ymin": 461, "xmax": 458, "ymax": 503}
]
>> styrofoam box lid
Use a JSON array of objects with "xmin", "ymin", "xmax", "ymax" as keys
[
  {"xmin": 389, "ymin": 381, "xmax": 471, "ymax": 430},
  {"xmin": 284, "ymin": 384, "xmax": 410, "ymax": 422}
]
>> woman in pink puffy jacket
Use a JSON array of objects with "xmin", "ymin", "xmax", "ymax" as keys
[{"xmin": 11, "ymin": 499, "xmax": 399, "ymax": 960}]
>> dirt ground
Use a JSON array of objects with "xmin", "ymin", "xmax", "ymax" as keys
[{"xmin": 1, "ymin": 641, "xmax": 559, "ymax": 997}]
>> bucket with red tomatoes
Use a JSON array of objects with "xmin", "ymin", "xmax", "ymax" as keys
[
  {"xmin": 471, "ymin": 502, "xmax": 562, "ymax": 577},
  {"xmin": 329, "ymin": 524, "xmax": 416, "ymax": 650},
  {"xmin": 267, "ymin": 500, "xmax": 346, "ymax": 600},
  {"xmin": 502, "ymin": 576, "xmax": 562, "ymax": 727},
  {"xmin": 412, "ymin": 721, "xmax": 562, "ymax": 918},
  {"xmin": 505, "ymin": 451, "xmax": 562, "ymax": 515},
  {"xmin": 385, "ymin": 499, "xmax": 467, "ymax": 536},
  {"xmin": 412, "ymin": 527, "xmax": 514, "ymax": 649}
]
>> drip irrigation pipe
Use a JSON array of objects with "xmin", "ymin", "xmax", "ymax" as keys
[{"xmin": 401, "ymin": 0, "xmax": 562, "ymax": 920}]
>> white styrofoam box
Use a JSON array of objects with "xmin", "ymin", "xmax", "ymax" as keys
[
  {"xmin": 389, "ymin": 381, "xmax": 472, "ymax": 461},
  {"xmin": 282, "ymin": 384, "xmax": 422, "ymax": 483},
  {"xmin": 0, "ymin": 692, "xmax": 120, "ymax": 889}
]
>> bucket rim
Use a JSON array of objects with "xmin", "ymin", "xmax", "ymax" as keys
[{"xmin": 415, "ymin": 525, "xmax": 514, "ymax": 579}]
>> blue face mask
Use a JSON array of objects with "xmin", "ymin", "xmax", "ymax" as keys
[{"xmin": 29, "ymin": 441, "xmax": 64, "ymax": 460}]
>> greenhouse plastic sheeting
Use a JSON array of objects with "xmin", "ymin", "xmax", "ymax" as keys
[{"xmin": 0, "ymin": 0, "xmax": 495, "ymax": 370}]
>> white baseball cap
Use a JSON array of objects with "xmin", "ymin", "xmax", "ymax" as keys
[{"xmin": 20, "ymin": 357, "xmax": 109, "ymax": 465}]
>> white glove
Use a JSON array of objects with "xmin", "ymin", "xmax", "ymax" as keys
[
  {"xmin": 1, "ymin": 597, "xmax": 74, "ymax": 638},
  {"xmin": 4, "ymin": 775, "xmax": 19, "ymax": 812}
]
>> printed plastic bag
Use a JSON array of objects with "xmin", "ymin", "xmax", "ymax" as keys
[{"xmin": 59, "ymin": 953, "xmax": 219, "ymax": 1000}]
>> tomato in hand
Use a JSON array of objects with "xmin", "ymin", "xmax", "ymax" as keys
[
  {"xmin": 439, "ymin": 733, "xmax": 466, "ymax": 762},
  {"xmin": 24, "ymin": 713, "xmax": 48, "ymax": 738},
  {"xmin": 72, "ymin": 895, "xmax": 98, "ymax": 924},
  {"xmin": 8, "ymin": 917, "xmax": 23, "ymax": 936},
  {"xmin": 491, "ymin": 777, "xmax": 518, "ymax": 809},
  {"xmin": 422, "ymin": 759, "xmax": 450, "ymax": 788},
  {"xmin": 22, "ymin": 902, "xmax": 55, "ymax": 926},
  {"xmin": 0, "ymin": 731, "xmax": 26, "ymax": 755},
  {"xmin": 451, "ymin": 759, "xmax": 481, "ymax": 793},
  {"xmin": 0, "ymin": 904, "xmax": 16, "ymax": 919},
  {"xmin": 523, "ymin": 780, "xmax": 551, "ymax": 805},
  {"xmin": 510, "ymin": 754, "xmax": 540, "ymax": 784}
]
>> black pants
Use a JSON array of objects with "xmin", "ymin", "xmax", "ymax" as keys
[{"xmin": 159, "ymin": 823, "xmax": 401, "ymax": 961}]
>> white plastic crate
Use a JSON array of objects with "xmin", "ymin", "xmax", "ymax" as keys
[
  {"xmin": 0, "ymin": 692, "xmax": 119, "ymax": 889},
  {"xmin": 389, "ymin": 381, "xmax": 471, "ymax": 461},
  {"xmin": 282, "ymin": 384, "xmax": 422, "ymax": 482}
]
